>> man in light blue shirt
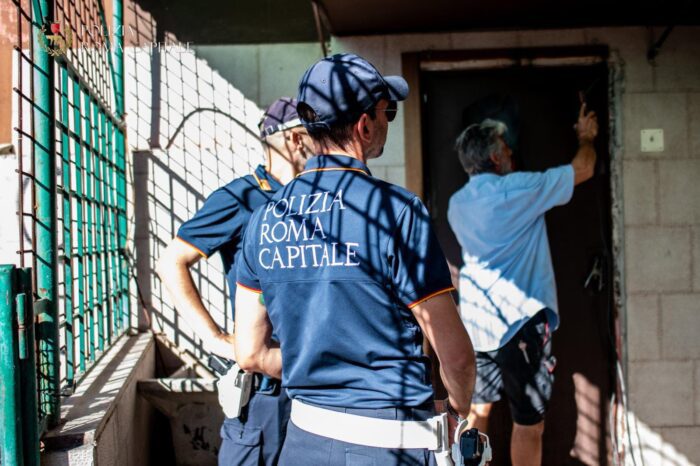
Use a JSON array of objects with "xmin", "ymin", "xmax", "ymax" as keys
[{"xmin": 447, "ymin": 104, "xmax": 598, "ymax": 466}]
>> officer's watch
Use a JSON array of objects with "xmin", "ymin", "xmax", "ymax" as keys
[{"xmin": 444, "ymin": 398, "xmax": 465, "ymax": 422}]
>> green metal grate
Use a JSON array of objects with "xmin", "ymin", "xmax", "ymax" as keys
[
  {"xmin": 10, "ymin": 0, "xmax": 131, "ymax": 435},
  {"xmin": 55, "ymin": 58, "xmax": 130, "ymax": 385}
]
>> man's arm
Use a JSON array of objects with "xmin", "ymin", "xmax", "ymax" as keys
[
  {"xmin": 233, "ymin": 286, "xmax": 282, "ymax": 379},
  {"xmin": 156, "ymin": 238, "xmax": 235, "ymax": 359},
  {"xmin": 571, "ymin": 103, "xmax": 599, "ymax": 186},
  {"xmin": 411, "ymin": 293, "xmax": 476, "ymax": 418}
]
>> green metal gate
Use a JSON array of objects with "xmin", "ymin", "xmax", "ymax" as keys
[
  {"xmin": 3, "ymin": 0, "xmax": 131, "ymax": 463},
  {"xmin": 0, "ymin": 265, "xmax": 41, "ymax": 466}
]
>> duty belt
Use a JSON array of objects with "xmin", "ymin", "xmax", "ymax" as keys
[
  {"xmin": 253, "ymin": 373, "xmax": 280, "ymax": 395},
  {"xmin": 290, "ymin": 400, "xmax": 454, "ymax": 466}
]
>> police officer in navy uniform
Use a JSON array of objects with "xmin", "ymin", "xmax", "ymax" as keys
[
  {"xmin": 234, "ymin": 54, "xmax": 477, "ymax": 466},
  {"xmin": 157, "ymin": 97, "xmax": 313, "ymax": 466}
]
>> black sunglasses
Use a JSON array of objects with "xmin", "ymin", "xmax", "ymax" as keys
[{"xmin": 384, "ymin": 100, "xmax": 398, "ymax": 122}]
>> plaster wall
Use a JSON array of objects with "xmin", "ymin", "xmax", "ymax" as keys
[
  {"xmin": 42, "ymin": 334, "xmax": 156, "ymax": 466},
  {"xmin": 193, "ymin": 43, "xmax": 323, "ymax": 108},
  {"xmin": 0, "ymin": 151, "xmax": 20, "ymax": 265}
]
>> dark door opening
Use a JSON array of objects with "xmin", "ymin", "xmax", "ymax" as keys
[{"xmin": 422, "ymin": 63, "xmax": 615, "ymax": 465}]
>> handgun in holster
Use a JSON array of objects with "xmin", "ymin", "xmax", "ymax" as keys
[{"xmin": 209, "ymin": 353, "xmax": 253, "ymax": 419}]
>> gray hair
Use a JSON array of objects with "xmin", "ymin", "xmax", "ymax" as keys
[{"xmin": 454, "ymin": 119, "xmax": 508, "ymax": 175}]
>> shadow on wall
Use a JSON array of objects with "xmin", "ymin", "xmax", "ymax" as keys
[
  {"xmin": 626, "ymin": 410, "xmax": 696, "ymax": 466},
  {"xmin": 124, "ymin": 0, "xmax": 266, "ymax": 360}
]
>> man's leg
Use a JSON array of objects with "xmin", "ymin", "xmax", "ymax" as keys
[
  {"xmin": 496, "ymin": 311, "xmax": 554, "ymax": 466},
  {"xmin": 511, "ymin": 420, "xmax": 544, "ymax": 466},
  {"xmin": 469, "ymin": 349, "xmax": 502, "ymax": 436}
]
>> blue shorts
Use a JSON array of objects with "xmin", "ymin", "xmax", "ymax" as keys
[
  {"xmin": 219, "ymin": 388, "xmax": 291, "ymax": 466},
  {"xmin": 278, "ymin": 403, "xmax": 438, "ymax": 466}
]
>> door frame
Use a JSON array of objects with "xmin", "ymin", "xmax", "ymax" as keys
[{"xmin": 401, "ymin": 43, "xmax": 628, "ymax": 455}]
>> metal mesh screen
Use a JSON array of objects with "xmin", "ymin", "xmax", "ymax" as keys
[{"xmin": 10, "ymin": 0, "xmax": 131, "ymax": 406}]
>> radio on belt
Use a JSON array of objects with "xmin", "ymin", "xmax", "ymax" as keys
[
  {"xmin": 208, "ymin": 353, "xmax": 253, "ymax": 419},
  {"xmin": 452, "ymin": 422, "xmax": 492, "ymax": 466},
  {"xmin": 208, "ymin": 353, "xmax": 234, "ymax": 375}
]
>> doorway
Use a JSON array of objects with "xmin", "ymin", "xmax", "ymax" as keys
[{"xmin": 418, "ymin": 53, "xmax": 616, "ymax": 465}]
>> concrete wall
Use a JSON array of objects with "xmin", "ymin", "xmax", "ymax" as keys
[
  {"xmin": 123, "ymin": 0, "xmax": 323, "ymax": 360},
  {"xmin": 193, "ymin": 43, "xmax": 322, "ymax": 108},
  {"xmin": 333, "ymin": 26, "xmax": 700, "ymax": 465},
  {"xmin": 0, "ymin": 150, "xmax": 20, "ymax": 264},
  {"xmin": 0, "ymin": 0, "xmax": 29, "ymax": 143},
  {"xmin": 42, "ymin": 334, "xmax": 157, "ymax": 466},
  {"xmin": 618, "ymin": 27, "xmax": 700, "ymax": 465},
  {"xmin": 94, "ymin": 335, "xmax": 156, "ymax": 466}
]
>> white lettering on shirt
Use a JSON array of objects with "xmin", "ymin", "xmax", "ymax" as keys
[{"xmin": 257, "ymin": 190, "xmax": 360, "ymax": 270}]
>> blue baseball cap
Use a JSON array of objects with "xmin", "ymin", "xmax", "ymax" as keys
[
  {"xmin": 296, "ymin": 53, "xmax": 409, "ymax": 131},
  {"xmin": 258, "ymin": 97, "xmax": 302, "ymax": 138}
]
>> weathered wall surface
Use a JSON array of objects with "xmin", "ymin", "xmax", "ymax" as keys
[
  {"xmin": 334, "ymin": 26, "xmax": 700, "ymax": 465},
  {"xmin": 42, "ymin": 334, "xmax": 156, "ymax": 466},
  {"xmin": 94, "ymin": 335, "xmax": 156, "ymax": 466},
  {"xmin": 0, "ymin": 151, "xmax": 19, "ymax": 265},
  {"xmin": 617, "ymin": 26, "xmax": 700, "ymax": 466},
  {"xmin": 193, "ymin": 43, "xmax": 323, "ymax": 108},
  {"xmin": 122, "ymin": 0, "xmax": 322, "ymax": 360}
]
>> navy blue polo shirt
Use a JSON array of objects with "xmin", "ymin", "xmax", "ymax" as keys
[
  {"xmin": 237, "ymin": 155, "xmax": 454, "ymax": 408},
  {"xmin": 177, "ymin": 164, "xmax": 283, "ymax": 314}
]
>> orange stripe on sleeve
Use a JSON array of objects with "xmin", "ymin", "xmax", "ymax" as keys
[
  {"xmin": 176, "ymin": 236, "xmax": 208, "ymax": 258},
  {"xmin": 407, "ymin": 286, "xmax": 456, "ymax": 309},
  {"xmin": 236, "ymin": 282, "xmax": 263, "ymax": 294}
]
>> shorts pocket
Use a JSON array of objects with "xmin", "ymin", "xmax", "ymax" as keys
[{"xmin": 219, "ymin": 421, "xmax": 263, "ymax": 466}]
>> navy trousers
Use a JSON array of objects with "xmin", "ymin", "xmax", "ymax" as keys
[
  {"xmin": 278, "ymin": 403, "xmax": 438, "ymax": 466},
  {"xmin": 219, "ymin": 390, "xmax": 291, "ymax": 466}
]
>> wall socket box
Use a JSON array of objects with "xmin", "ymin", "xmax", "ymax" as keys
[{"xmin": 641, "ymin": 129, "xmax": 664, "ymax": 152}]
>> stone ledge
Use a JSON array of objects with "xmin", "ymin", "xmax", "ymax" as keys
[{"xmin": 43, "ymin": 333, "xmax": 154, "ymax": 451}]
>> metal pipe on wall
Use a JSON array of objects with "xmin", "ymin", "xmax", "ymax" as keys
[
  {"xmin": 31, "ymin": 0, "xmax": 60, "ymax": 427},
  {"xmin": 114, "ymin": 0, "xmax": 125, "ymax": 119},
  {"xmin": 113, "ymin": 0, "xmax": 131, "ymax": 332}
]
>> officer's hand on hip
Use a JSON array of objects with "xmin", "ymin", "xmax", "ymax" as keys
[{"xmin": 206, "ymin": 332, "xmax": 236, "ymax": 361}]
